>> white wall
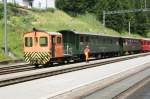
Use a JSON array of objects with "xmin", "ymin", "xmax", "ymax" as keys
[
  {"xmin": 0, "ymin": 0, "xmax": 15, "ymax": 3},
  {"xmin": 33, "ymin": 0, "xmax": 55, "ymax": 9},
  {"xmin": 0, "ymin": 0, "xmax": 25, "ymax": 6},
  {"xmin": 0, "ymin": 0, "xmax": 55, "ymax": 9}
]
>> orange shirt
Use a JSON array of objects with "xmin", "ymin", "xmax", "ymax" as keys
[{"xmin": 84, "ymin": 48, "xmax": 90, "ymax": 54}]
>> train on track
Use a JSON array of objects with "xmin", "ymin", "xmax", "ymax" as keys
[{"xmin": 24, "ymin": 29, "xmax": 150, "ymax": 67}]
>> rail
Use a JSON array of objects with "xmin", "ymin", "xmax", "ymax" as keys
[{"xmin": 0, "ymin": 52, "xmax": 149, "ymax": 87}]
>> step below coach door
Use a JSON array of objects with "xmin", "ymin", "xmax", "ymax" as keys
[{"xmin": 51, "ymin": 35, "xmax": 56, "ymax": 58}]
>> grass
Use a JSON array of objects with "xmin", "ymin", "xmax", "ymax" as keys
[
  {"xmin": 0, "ymin": 5, "xmax": 146, "ymax": 60},
  {"xmin": 32, "ymin": 11, "xmax": 120, "ymax": 35},
  {"xmin": 0, "ymin": 21, "xmax": 5, "ymax": 60},
  {"xmin": 147, "ymin": 31, "xmax": 150, "ymax": 38}
]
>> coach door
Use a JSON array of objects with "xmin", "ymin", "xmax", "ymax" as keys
[
  {"xmin": 51, "ymin": 35, "xmax": 56, "ymax": 58},
  {"xmin": 119, "ymin": 38, "xmax": 124, "ymax": 55}
]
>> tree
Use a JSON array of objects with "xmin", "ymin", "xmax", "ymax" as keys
[
  {"xmin": 55, "ymin": 0, "xmax": 98, "ymax": 16},
  {"xmin": 55, "ymin": 0, "xmax": 150, "ymax": 36}
]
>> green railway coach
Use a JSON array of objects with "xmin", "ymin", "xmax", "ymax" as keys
[{"xmin": 59, "ymin": 30, "xmax": 122, "ymax": 59}]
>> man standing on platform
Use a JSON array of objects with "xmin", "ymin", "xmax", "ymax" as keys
[{"xmin": 84, "ymin": 45, "xmax": 90, "ymax": 63}]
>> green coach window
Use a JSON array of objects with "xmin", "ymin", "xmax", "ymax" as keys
[
  {"xmin": 40, "ymin": 37, "xmax": 48, "ymax": 47},
  {"xmin": 86, "ymin": 36, "xmax": 89, "ymax": 42},
  {"xmin": 80, "ymin": 36, "xmax": 84, "ymax": 42}
]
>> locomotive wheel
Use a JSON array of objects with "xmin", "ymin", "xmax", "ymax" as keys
[
  {"xmin": 44, "ymin": 61, "xmax": 53, "ymax": 67},
  {"xmin": 59, "ymin": 60, "xmax": 68, "ymax": 65},
  {"xmin": 43, "ymin": 64, "xmax": 49, "ymax": 68},
  {"xmin": 35, "ymin": 64, "xmax": 39, "ymax": 68},
  {"xmin": 96, "ymin": 54, "xmax": 101, "ymax": 59},
  {"xmin": 64, "ymin": 60, "xmax": 68, "ymax": 64}
]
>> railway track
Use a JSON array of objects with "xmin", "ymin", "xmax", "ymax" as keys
[
  {"xmin": 113, "ymin": 76, "xmax": 150, "ymax": 99},
  {"xmin": 0, "ymin": 63, "xmax": 34, "ymax": 75},
  {"xmin": 0, "ymin": 52, "xmax": 149, "ymax": 76},
  {"xmin": 0, "ymin": 52, "xmax": 150, "ymax": 87}
]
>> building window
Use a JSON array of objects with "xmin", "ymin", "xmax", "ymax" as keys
[
  {"xmin": 40, "ymin": 37, "xmax": 48, "ymax": 47},
  {"xmin": 25, "ymin": 37, "xmax": 33, "ymax": 47},
  {"xmin": 29, "ymin": 1, "xmax": 33, "ymax": 7}
]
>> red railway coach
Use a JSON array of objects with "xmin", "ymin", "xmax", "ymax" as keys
[
  {"xmin": 141, "ymin": 38, "xmax": 150, "ymax": 52},
  {"xmin": 24, "ymin": 29, "xmax": 63, "ymax": 66}
]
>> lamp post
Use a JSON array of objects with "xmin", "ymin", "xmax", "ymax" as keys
[{"xmin": 4, "ymin": 0, "xmax": 8, "ymax": 55}]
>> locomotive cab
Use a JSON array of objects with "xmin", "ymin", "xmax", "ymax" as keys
[{"xmin": 24, "ymin": 29, "xmax": 63, "ymax": 66}]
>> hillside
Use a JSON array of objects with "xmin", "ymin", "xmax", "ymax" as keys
[
  {"xmin": 56, "ymin": 0, "xmax": 150, "ymax": 36},
  {"xmin": 0, "ymin": 4, "xmax": 142, "ymax": 60}
]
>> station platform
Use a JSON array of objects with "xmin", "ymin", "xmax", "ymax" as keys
[
  {"xmin": 127, "ymin": 80, "xmax": 150, "ymax": 99},
  {"xmin": 0, "ymin": 55, "xmax": 150, "ymax": 99}
]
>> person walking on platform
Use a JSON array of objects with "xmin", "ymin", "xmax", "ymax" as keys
[{"xmin": 84, "ymin": 46, "xmax": 90, "ymax": 63}]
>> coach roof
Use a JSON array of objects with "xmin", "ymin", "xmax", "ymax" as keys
[
  {"xmin": 48, "ymin": 32, "xmax": 62, "ymax": 35},
  {"xmin": 58, "ymin": 29, "xmax": 120, "ymax": 38}
]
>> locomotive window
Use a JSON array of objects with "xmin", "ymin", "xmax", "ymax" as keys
[
  {"xmin": 40, "ymin": 37, "xmax": 48, "ymax": 47},
  {"xmin": 25, "ymin": 37, "xmax": 32, "ymax": 47},
  {"xmin": 57, "ymin": 37, "xmax": 62, "ymax": 44}
]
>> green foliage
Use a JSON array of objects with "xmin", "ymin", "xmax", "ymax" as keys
[
  {"xmin": 147, "ymin": 31, "xmax": 150, "ymax": 37},
  {"xmin": 55, "ymin": 0, "xmax": 97, "ymax": 16},
  {"xmin": 0, "ymin": 3, "xmax": 3, "ymax": 19},
  {"xmin": 0, "ymin": 4, "xmax": 34, "ymax": 59},
  {"xmin": 56, "ymin": 0, "xmax": 84, "ymax": 16},
  {"xmin": 29, "ymin": 7, "xmax": 55, "ymax": 13},
  {"xmin": 7, "ymin": 14, "xmax": 34, "ymax": 57},
  {"xmin": 101, "ymin": 0, "xmax": 150, "ymax": 36},
  {"xmin": 0, "ymin": 3, "xmax": 28, "ymax": 20},
  {"xmin": 46, "ymin": 8, "xmax": 55, "ymax": 13},
  {"xmin": 0, "ymin": 51, "xmax": 10, "ymax": 60},
  {"xmin": 55, "ymin": 0, "xmax": 150, "ymax": 37}
]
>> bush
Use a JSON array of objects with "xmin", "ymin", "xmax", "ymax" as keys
[
  {"xmin": 0, "ymin": 4, "xmax": 3, "ymax": 19},
  {"xmin": 46, "ymin": 8, "xmax": 55, "ymax": 13},
  {"xmin": 55, "ymin": 0, "xmax": 86, "ymax": 16},
  {"xmin": 29, "ymin": 7, "xmax": 55, "ymax": 13}
]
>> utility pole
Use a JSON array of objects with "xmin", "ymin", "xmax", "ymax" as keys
[
  {"xmin": 128, "ymin": 21, "xmax": 131, "ymax": 35},
  {"xmin": 103, "ymin": 8, "xmax": 150, "ymax": 27},
  {"xmin": 46, "ymin": 0, "xmax": 47, "ymax": 9},
  {"xmin": 4, "ymin": 0, "xmax": 8, "ymax": 55},
  {"xmin": 103, "ymin": 11, "xmax": 105, "ymax": 27}
]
